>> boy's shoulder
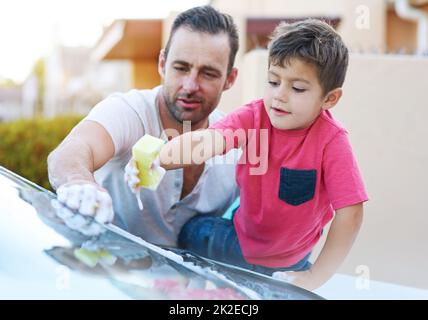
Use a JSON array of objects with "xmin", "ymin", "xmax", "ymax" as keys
[
  {"xmin": 317, "ymin": 110, "xmax": 348, "ymax": 136},
  {"xmin": 236, "ymin": 98, "xmax": 265, "ymax": 111},
  {"xmin": 224, "ymin": 98, "xmax": 265, "ymax": 120}
]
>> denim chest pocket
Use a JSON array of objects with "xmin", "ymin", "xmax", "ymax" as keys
[{"xmin": 279, "ymin": 167, "xmax": 317, "ymax": 206}]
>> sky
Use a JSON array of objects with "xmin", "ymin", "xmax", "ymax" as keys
[{"xmin": 0, "ymin": 0, "xmax": 208, "ymax": 83}]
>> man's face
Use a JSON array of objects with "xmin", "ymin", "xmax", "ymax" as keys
[
  {"xmin": 263, "ymin": 58, "xmax": 327, "ymax": 130},
  {"xmin": 159, "ymin": 27, "xmax": 236, "ymax": 125}
]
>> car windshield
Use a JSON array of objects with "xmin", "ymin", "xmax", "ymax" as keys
[{"xmin": 0, "ymin": 166, "xmax": 323, "ymax": 300}]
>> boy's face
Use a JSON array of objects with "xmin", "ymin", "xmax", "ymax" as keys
[{"xmin": 263, "ymin": 58, "xmax": 332, "ymax": 130}]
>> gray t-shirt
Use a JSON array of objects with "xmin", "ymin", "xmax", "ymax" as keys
[{"xmin": 85, "ymin": 86, "xmax": 240, "ymax": 247}]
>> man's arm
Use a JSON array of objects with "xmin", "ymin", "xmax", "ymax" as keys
[
  {"xmin": 46, "ymin": 120, "xmax": 116, "ymax": 234},
  {"xmin": 47, "ymin": 120, "xmax": 115, "ymax": 189},
  {"xmin": 159, "ymin": 129, "xmax": 226, "ymax": 170},
  {"xmin": 275, "ymin": 203, "xmax": 364, "ymax": 291}
]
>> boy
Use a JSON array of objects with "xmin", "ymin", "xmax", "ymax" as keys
[{"xmin": 129, "ymin": 19, "xmax": 368, "ymax": 291}]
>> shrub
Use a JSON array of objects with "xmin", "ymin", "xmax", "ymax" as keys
[{"xmin": 0, "ymin": 115, "xmax": 82, "ymax": 190}]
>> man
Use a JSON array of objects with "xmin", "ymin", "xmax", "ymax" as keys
[{"xmin": 47, "ymin": 5, "xmax": 240, "ymax": 247}]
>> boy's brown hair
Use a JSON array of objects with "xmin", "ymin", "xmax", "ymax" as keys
[{"xmin": 268, "ymin": 19, "xmax": 349, "ymax": 95}]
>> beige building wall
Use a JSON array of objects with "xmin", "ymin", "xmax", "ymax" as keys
[
  {"xmin": 330, "ymin": 54, "xmax": 428, "ymax": 289},
  {"xmin": 387, "ymin": 8, "xmax": 418, "ymax": 53},
  {"xmin": 386, "ymin": 4, "xmax": 428, "ymax": 53},
  {"xmin": 213, "ymin": 0, "xmax": 387, "ymax": 52},
  {"xmin": 217, "ymin": 14, "xmax": 247, "ymax": 114},
  {"xmin": 159, "ymin": 1, "xmax": 424, "ymax": 111},
  {"xmin": 212, "ymin": 0, "xmax": 345, "ymax": 16},
  {"xmin": 133, "ymin": 60, "xmax": 160, "ymax": 89},
  {"xmin": 234, "ymin": 49, "xmax": 428, "ymax": 289},
  {"xmin": 213, "ymin": 0, "xmax": 390, "ymax": 113},
  {"xmin": 339, "ymin": 0, "xmax": 387, "ymax": 52},
  {"xmin": 214, "ymin": 0, "xmax": 428, "ymax": 55},
  {"xmin": 155, "ymin": 0, "xmax": 423, "ymax": 111}
]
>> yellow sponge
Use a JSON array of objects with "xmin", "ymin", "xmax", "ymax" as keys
[
  {"xmin": 74, "ymin": 248, "xmax": 117, "ymax": 268},
  {"xmin": 132, "ymin": 134, "xmax": 166, "ymax": 189}
]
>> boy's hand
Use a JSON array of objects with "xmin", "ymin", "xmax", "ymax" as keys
[
  {"xmin": 124, "ymin": 157, "xmax": 163, "ymax": 210},
  {"xmin": 124, "ymin": 158, "xmax": 141, "ymax": 194},
  {"xmin": 124, "ymin": 158, "xmax": 144, "ymax": 210},
  {"xmin": 124, "ymin": 156, "xmax": 163, "ymax": 191},
  {"xmin": 272, "ymin": 269, "xmax": 316, "ymax": 291},
  {"xmin": 53, "ymin": 182, "xmax": 114, "ymax": 236}
]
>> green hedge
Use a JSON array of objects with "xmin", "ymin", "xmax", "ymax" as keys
[{"xmin": 0, "ymin": 116, "xmax": 83, "ymax": 190}]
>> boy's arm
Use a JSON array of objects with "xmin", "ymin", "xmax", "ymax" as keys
[
  {"xmin": 275, "ymin": 203, "xmax": 364, "ymax": 291},
  {"xmin": 159, "ymin": 129, "xmax": 226, "ymax": 170}
]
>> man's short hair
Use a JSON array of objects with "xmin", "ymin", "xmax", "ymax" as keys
[
  {"xmin": 164, "ymin": 5, "xmax": 239, "ymax": 74},
  {"xmin": 268, "ymin": 19, "xmax": 349, "ymax": 95}
]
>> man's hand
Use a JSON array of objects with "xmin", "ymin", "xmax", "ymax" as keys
[{"xmin": 52, "ymin": 182, "xmax": 114, "ymax": 236}]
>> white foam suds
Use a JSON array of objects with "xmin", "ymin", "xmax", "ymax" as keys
[{"xmin": 104, "ymin": 224, "xmax": 260, "ymax": 299}]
